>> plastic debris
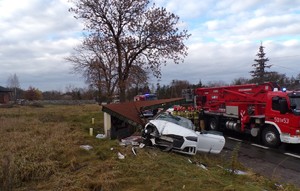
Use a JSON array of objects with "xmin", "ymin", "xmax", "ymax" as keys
[
  {"xmin": 118, "ymin": 152, "xmax": 125, "ymax": 159},
  {"xmin": 80, "ymin": 145, "xmax": 93, "ymax": 150},
  {"xmin": 217, "ymin": 165, "xmax": 248, "ymax": 175},
  {"xmin": 231, "ymin": 169, "xmax": 248, "ymax": 175},
  {"xmin": 139, "ymin": 143, "xmax": 145, "ymax": 148},
  {"xmin": 96, "ymin": 134, "xmax": 106, "ymax": 139},
  {"xmin": 197, "ymin": 163, "xmax": 208, "ymax": 171},
  {"xmin": 275, "ymin": 183, "xmax": 283, "ymax": 189},
  {"xmin": 120, "ymin": 136, "xmax": 143, "ymax": 146},
  {"xmin": 188, "ymin": 158, "xmax": 208, "ymax": 170},
  {"xmin": 132, "ymin": 147, "xmax": 137, "ymax": 156}
]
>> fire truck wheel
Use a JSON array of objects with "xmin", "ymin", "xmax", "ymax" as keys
[
  {"xmin": 262, "ymin": 126, "xmax": 280, "ymax": 148},
  {"xmin": 209, "ymin": 117, "xmax": 219, "ymax": 131}
]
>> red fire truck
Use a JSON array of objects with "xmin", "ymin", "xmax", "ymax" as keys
[{"xmin": 194, "ymin": 82, "xmax": 300, "ymax": 147}]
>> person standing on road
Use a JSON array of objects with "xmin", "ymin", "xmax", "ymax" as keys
[{"xmin": 199, "ymin": 108, "xmax": 205, "ymax": 131}]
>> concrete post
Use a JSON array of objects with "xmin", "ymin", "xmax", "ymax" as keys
[{"xmin": 104, "ymin": 112, "xmax": 111, "ymax": 138}]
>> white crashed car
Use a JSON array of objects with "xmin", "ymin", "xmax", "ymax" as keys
[{"xmin": 142, "ymin": 113, "xmax": 225, "ymax": 155}]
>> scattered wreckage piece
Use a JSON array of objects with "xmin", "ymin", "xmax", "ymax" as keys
[
  {"xmin": 142, "ymin": 113, "xmax": 226, "ymax": 155},
  {"xmin": 117, "ymin": 152, "xmax": 125, "ymax": 159},
  {"xmin": 119, "ymin": 135, "xmax": 143, "ymax": 146},
  {"xmin": 80, "ymin": 145, "xmax": 93, "ymax": 150},
  {"xmin": 217, "ymin": 165, "xmax": 248, "ymax": 175},
  {"xmin": 131, "ymin": 147, "xmax": 137, "ymax": 156},
  {"xmin": 119, "ymin": 135, "xmax": 144, "ymax": 157},
  {"xmin": 188, "ymin": 159, "xmax": 208, "ymax": 170},
  {"xmin": 96, "ymin": 134, "xmax": 106, "ymax": 139}
]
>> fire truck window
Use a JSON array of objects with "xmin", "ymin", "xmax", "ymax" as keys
[
  {"xmin": 272, "ymin": 96, "xmax": 281, "ymax": 111},
  {"xmin": 202, "ymin": 96, "xmax": 207, "ymax": 103}
]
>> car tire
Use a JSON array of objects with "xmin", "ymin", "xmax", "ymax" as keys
[{"xmin": 262, "ymin": 126, "xmax": 281, "ymax": 148}]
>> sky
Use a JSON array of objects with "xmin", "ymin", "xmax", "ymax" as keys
[{"xmin": 1, "ymin": 0, "xmax": 300, "ymax": 91}]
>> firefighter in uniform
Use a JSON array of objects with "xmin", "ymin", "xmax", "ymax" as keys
[
  {"xmin": 173, "ymin": 106, "xmax": 178, "ymax": 116},
  {"xmin": 193, "ymin": 107, "xmax": 199, "ymax": 130},
  {"xmin": 180, "ymin": 106, "xmax": 185, "ymax": 117},
  {"xmin": 187, "ymin": 106, "xmax": 192, "ymax": 124},
  {"xmin": 186, "ymin": 107, "xmax": 190, "ymax": 119}
]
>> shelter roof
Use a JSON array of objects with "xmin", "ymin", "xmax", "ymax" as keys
[{"xmin": 102, "ymin": 98, "xmax": 185, "ymax": 128}]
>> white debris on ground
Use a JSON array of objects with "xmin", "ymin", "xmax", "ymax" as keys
[
  {"xmin": 117, "ymin": 135, "xmax": 146, "ymax": 157},
  {"xmin": 139, "ymin": 143, "xmax": 145, "ymax": 148},
  {"xmin": 117, "ymin": 152, "xmax": 125, "ymax": 159},
  {"xmin": 188, "ymin": 159, "xmax": 208, "ymax": 170},
  {"xmin": 132, "ymin": 147, "xmax": 137, "ymax": 156},
  {"xmin": 96, "ymin": 134, "xmax": 106, "ymax": 139},
  {"xmin": 217, "ymin": 165, "xmax": 248, "ymax": 175},
  {"xmin": 80, "ymin": 145, "xmax": 93, "ymax": 150},
  {"xmin": 197, "ymin": 163, "xmax": 208, "ymax": 171},
  {"xmin": 119, "ymin": 135, "xmax": 143, "ymax": 146}
]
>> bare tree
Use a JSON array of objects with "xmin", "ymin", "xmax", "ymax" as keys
[
  {"xmin": 24, "ymin": 86, "xmax": 43, "ymax": 101},
  {"xmin": 231, "ymin": 77, "xmax": 250, "ymax": 85},
  {"xmin": 206, "ymin": 80, "xmax": 228, "ymax": 87},
  {"xmin": 7, "ymin": 73, "xmax": 20, "ymax": 102},
  {"xmin": 126, "ymin": 65, "xmax": 149, "ymax": 92},
  {"xmin": 267, "ymin": 72, "xmax": 287, "ymax": 86},
  {"xmin": 170, "ymin": 79, "xmax": 191, "ymax": 98},
  {"xmin": 68, "ymin": 0, "xmax": 190, "ymax": 102},
  {"xmin": 67, "ymin": 36, "xmax": 119, "ymax": 102}
]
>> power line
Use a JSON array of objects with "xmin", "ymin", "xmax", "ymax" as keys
[
  {"xmin": 270, "ymin": 63, "xmax": 297, "ymax": 70},
  {"xmin": 271, "ymin": 55, "xmax": 300, "ymax": 59}
]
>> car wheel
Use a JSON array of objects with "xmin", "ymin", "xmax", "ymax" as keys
[
  {"xmin": 209, "ymin": 117, "xmax": 219, "ymax": 131},
  {"xmin": 262, "ymin": 126, "xmax": 281, "ymax": 148}
]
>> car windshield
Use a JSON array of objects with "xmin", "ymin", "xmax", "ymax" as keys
[{"xmin": 155, "ymin": 113, "xmax": 196, "ymax": 130}]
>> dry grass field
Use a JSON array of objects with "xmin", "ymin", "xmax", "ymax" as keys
[{"xmin": 0, "ymin": 104, "xmax": 298, "ymax": 191}]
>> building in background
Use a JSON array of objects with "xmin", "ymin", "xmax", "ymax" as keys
[{"xmin": 0, "ymin": 86, "xmax": 12, "ymax": 104}]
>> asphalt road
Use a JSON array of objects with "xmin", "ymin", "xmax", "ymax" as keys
[{"xmin": 223, "ymin": 136, "xmax": 300, "ymax": 188}]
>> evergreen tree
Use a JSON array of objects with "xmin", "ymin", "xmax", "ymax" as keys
[{"xmin": 250, "ymin": 43, "xmax": 272, "ymax": 83}]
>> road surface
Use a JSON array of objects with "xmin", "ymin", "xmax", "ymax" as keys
[{"xmin": 223, "ymin": 136, "xmax": 300, "ymax": 188}]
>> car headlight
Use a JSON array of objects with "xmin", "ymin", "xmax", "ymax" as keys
[{"xmin": 186, "ymin": 136, "xmax": 198, "ymax": 142}]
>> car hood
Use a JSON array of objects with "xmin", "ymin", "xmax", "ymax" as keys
[{"xmin": 147, "ymin": 119, "xmax": 198, "ymax": 137}]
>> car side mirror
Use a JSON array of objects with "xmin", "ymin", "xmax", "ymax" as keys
[{"xmin": 290, "ymin": 103, "xmax": 297, "ymax": 110}]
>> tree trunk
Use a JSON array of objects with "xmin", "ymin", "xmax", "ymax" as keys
[{"xmin": 119, "ymin": 80, "xmax": 126, "ymax": 102}]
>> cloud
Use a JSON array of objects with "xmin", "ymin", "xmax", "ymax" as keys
[
  {"xmin": 0, "ymin": 0, "xmax": 83, "ymax": 91},
  {"xmin": 153, "ymin": 0, "xmax": 213, "ymax": 19},
  {"xmin": 1, "ymin": 0, "xmax": 300, "ymax": 91},
  {"xmin": 157, "ymin": 39, "xmax": 300, "ymax": 86}
]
